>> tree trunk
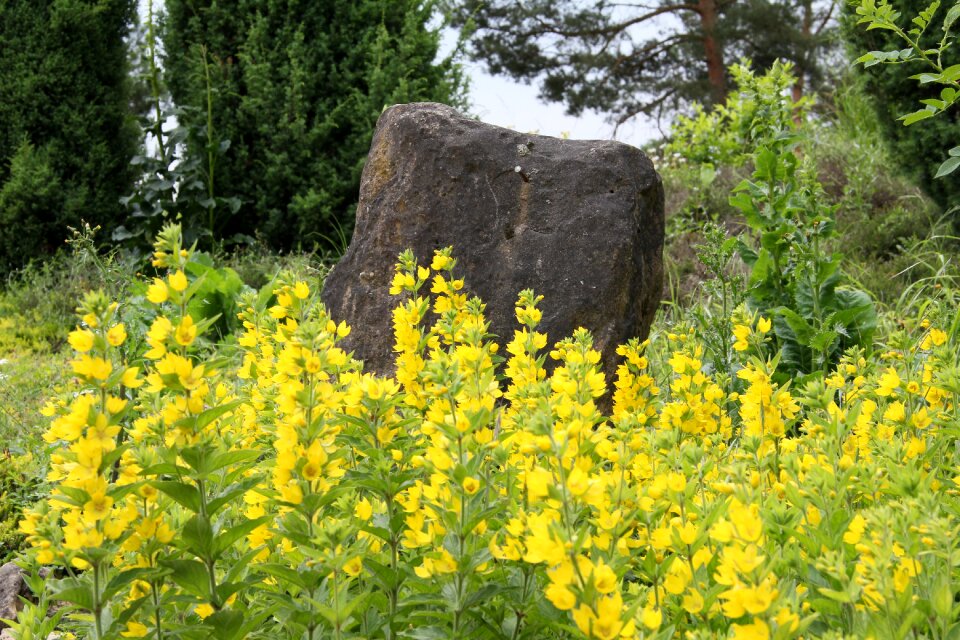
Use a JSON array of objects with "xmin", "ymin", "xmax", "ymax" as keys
[
  {"xmin": 698, "ymin": 0, "xmax": 726, "ymax": 105},
  {"xmin": 792, "ymin": 0, "xmax": 813, "ymax": 123},
  {"xmin": 795, "ymin": 1, "xmax": 813, "ymax": 101}
]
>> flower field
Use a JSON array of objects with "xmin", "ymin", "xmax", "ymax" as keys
[{"xmin": 7, "ymin": 223, "xmax": 959, "ymax": 640}]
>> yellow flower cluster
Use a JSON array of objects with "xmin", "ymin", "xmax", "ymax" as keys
[{"xmin": 17, "ymin": 229, "xmax": 960, "ymax": 639}]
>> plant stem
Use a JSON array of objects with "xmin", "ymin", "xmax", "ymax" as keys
[
  {"xmin": 153, "ymin": 581, "xmax": 164, "ymax": 640},
  {"xmin": 146, "ymin": 0, "xmax": 166, "ymax": 160},
  {"xmin": 93, "ymin": 561, "xmax": 104, "ymax": 639},
  {"xmin": 200, "ymin": 45, "xmax": 217, "ymax": 243}
]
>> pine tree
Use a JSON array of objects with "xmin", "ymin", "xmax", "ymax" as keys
[
  {"xmin": 163, "ymin": 0, "xmax": 466, "ymax": 251},
  {"xmin": 442, "ymin": 0, "xmax": 839, "ymax": 129},
  {"xmin": 0, "ymin": 0, "xmax": 138, "ymax": 273}
]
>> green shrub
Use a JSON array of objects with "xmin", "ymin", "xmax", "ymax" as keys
[
  {"xmin": 843, "ymin": 0, "xmax": 960, "ymax": 211},
  {"xmin": 163, "ymin": 0, "xmax": 466, "ymax": 251},
  {"xmin": 0, "ymin": 0, "xmax": 138, "ymax": 275},
  {"xmin": 666, "ymin": 61, "xmax": 808, "ymax": 168},
  {"xmin": 0, "ymin": 452, "xmax": 44, "ymax": 563}
]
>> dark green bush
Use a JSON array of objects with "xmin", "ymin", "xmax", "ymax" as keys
[
  {"xmin": 842, "ymin": 0, "xmax": 960, "ymax": 212},
  {"xmin": 0, "ymin": 0, "xmax": 138, "ymax": 275},
  {"xmin": 163, "ymin": 0, "xmax": 466, "ymax": 252}
]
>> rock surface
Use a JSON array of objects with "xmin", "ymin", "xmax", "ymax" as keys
[
  {"xmin": 0, "ymin": 562, "xmax": 29, "ymax": 629},
  {"xmin": 322, "ymin": 102, "xmax": 664, "ymax": 386}
]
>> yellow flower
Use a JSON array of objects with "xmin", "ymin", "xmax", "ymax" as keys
[
  {"xmin": 545, "ymin": 583, "xmax": 577, "ymax": 610},
  {"xmin": 355, "ymin": 497, "xmax": 373, "ymax": 521},
  {"xmin": 573, "ymin": 592, "xmax": 624, "ymax": 640},
  {"xmin": 431, "ymin": 253, "xmax": 452, "ymax": 270},
  {"xmin": 195, "ymin": 603, "xmax": 215, "ymax": 619},
  {"xmin": 175, "ymin": 316, "xmax": 197, "ymax": 346},
  {"xmin": 343, "ymin": 556, "xmax": 363, "ymax": 577},
  {"xmin": 682, "ymin": 589, "xmax": 704, "ymax": 614},
  {"xmin": 293, "ymin": 281, "xmax": 310, "ymax": 299},
  {"xmin": 843, "ymin": 513, "xmax": 866, "ymax": 545},
  {"xmin": 921, "ymin": 327, "xmax": 948, "ymax": 349},
  {"xmin": 72, "ymin": 355, "xmax": 113, "ymax": 381},
  {"xmin": 463, "ymin": 477, "xmax": 480, "ymax": 495},
  {"xmin": 146, "ymin": 278, "xmax": 168, "ymax": 304},
  {"xmin": 667, "ymin": 471, "xmax": 686, "ymax": 493},
  {"xmin": 122, "ymin": 367, "xmax": 144, "ymax": 389},
  {"xmin": 664, "ymin": 558, "xmax": 692, "ymax": 594},
  {"xmin": 731, "ymin": 618, "xmax": 770, "ymax": 640},
  {"xmin": 107, "ymin": 323, "xmax": 127, "ymax": 347},
  {"xmin": 566, "ymin": 467, "xmax": 589, "ymax": 496},
  {"xmin": 592, "ymin": 560, "xmax": 617, "ymax": 594},
  {"xmin": 120, "ymin": 621, "xmax": 149, "ymax": 638},
  {"xmin": 169, "ymin": 270, "xmax": 189, "ymax": 293},
  {"xmin": 68, "ymin": 329, "xmax": 95, "ymax": 353},
  {"xmin": 733, "ymin": 324, "xmax": 751, "ymax": 351},
  {"xmin": 876, "ymin": 367, "xmax": 901, "ymax": 397},
  {"xmin": 756, "ymin": 316, "xmax": 772, "ymax": 334},
  {"xmin": 774, "ymin": 607, "xmax": 800, "ymax": 632},
  {"xmin": 640, "ymin": 607, "xmax": 662, "ymax": 630}
]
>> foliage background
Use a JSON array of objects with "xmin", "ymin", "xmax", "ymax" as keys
[
  {"xmin": 162, "ymin": 0, "xmax": 467, "ymax": 251},
  {"xmin": 0, "ymin": 0, "xmax": 138, "ymax": 274},
  {"xmin": 841, "ymin": 0, "xmax": 960, "ymax": 212}
]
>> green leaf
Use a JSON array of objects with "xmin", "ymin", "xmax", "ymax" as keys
[
  {"xmin": 163, "ymin": 559, "xmax": 211, "ymax": 599},
  {"xmin": 174, "ymin": 400, "xmax": 245, "ymax": 438},
  {"xmin": 818, "ymin": 587, "xmax": 852, "ymax": 603},
  {"xmin": 901, "ymin": 107, "xmax": 937, "ymax": 125},
  {"xmin": 945, "ymin": 3, "xmax": 960, "ymax": 31},
  {"xmin": 936, "ymin": 155, "xmax": 960, "ymax": 177},
  {"xmin": 50, "ymin": 584, "xmax": 95, "ymax": 610},
  {"xmin": 154, "ymin": 480, "xmax": 202, "ymax": 513},
  {"xmin": 810, "ymin": 329, "xmax": 839, "ymax": 353},
  {"xmin": 206, "ymin": 448, "xmax": 260, "ymax": 474},
  {"xmin": 258, "ymin": 563, "xmax": 310, "ymax": 590},
  {"xmin": 213, "ymin": 516, "xmax": 271, "ymax": 558},
  {"xmin": 206, "ymin": 475, "xmax": 264, "ymax": 516},
  {"xmin": 776, "ymin": 307, "xmax": 813, "ymax": 344},
  {"xmin": 182, "ymin": 514, "xmax": 215, "ymax": 561},
  {"xmin": 205, "ymin": 610, "xmax": 245, "ymax": 639}
]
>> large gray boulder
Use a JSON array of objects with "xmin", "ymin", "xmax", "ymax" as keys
[
  {"xmin": 322, "ymin": 102, "xmax": 663, "ymax": 387},
  {"xmin": 0, "ymin": 563, "xmax": 29, "ymax": 628}
]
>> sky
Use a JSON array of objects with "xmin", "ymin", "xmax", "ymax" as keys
[{"xmin": 456, "ymin": 56, "xmax": 660, "ymax": 148}]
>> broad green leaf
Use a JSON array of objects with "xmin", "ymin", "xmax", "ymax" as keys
[
  {"xmin": 936, "ymin": 155, "xmax": 960, "ymax": 177},
  {"xmin": 154, "ymin": 480, "xmax": 202, "ymax": 513},
  {"xmin": 163, "ymin": 559, "xmax": 211, "ymax": 599},
  {"xmin": 182, "ymin": 514, "xmax": 215, "ymax": 561},
  {"xmin": 901, "ymin": 107, "xmax": 937, "ymax": 125},
  {"xmin": 213, "ymin": 516, "xmax": 271, "ymax": 558}
]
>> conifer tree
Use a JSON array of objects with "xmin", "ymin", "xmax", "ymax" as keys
[
  {"xmin": 0, "ymin": 0, "xmax": 137, "ymax": 273},
  {"xmin": 443, "ymin": 0, "xmax": 838, "ymax": 129},
  {"xmin": 163, "ymin": 0, "xmax": 466, "ymax": 251}
]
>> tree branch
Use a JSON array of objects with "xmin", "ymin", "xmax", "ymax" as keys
[
  {"xmin": 514, "ymin": 3, "xmax": 700, "ymax": 40},
  {"xmin": 814, "ymin": 0, "xmax": 837, "ymax": 37}
]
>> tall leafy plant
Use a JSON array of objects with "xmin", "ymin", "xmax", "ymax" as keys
[
  {"xmin": 119, "ymin": 1, "xmax": 240, "ymax": 254},
  {"xmin": 853, "ymin": 0, "xmax": 960, "ymax": 179},
  {"xmin": 670, "ymin": 62, "xmax": 877, "ymax": 380},
  {"xmin": 844, "ymin": 0, "xmax": 960, "ymax": 210},
  {"xmin": 731, "ymin": 139, "xmax": 877, "ymax": 379}
]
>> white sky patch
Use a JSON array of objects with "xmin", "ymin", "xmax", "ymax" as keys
[{"xmin": 458, "ymin": 54, "xmax": 659, "ymax": 147}]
